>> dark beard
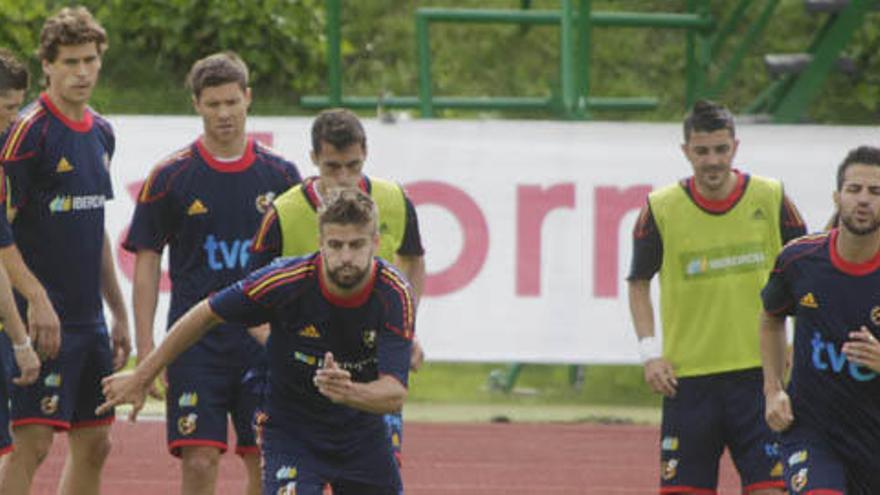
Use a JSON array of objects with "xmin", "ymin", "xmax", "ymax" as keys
[
  {"xmin": 328, "ymin": 264, "xmax": 368, "ymax": 289},
  {"xmin": 841, "ymin": 214, "xmax": 880, "ymax": 236}
]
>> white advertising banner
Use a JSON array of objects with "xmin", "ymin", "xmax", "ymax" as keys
[{"xmin": 105, "ymin": 116, "xmax": 877, "ymax": 363}]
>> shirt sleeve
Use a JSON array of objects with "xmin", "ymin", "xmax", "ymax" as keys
[
  {"xmin": 247, "ymin": 205, "xmax": 282, "ymax": 272},
  {"xmin": 760, "ymin": 251, "xmax": 796, "ymax": 316},
  {"xmin": 627, "ymin": 203, "xmax": 663, "ymax": 280},
  {"xmin": 96, "ymin": 117, "xmax": 115, "ymax": 200},
  {"xmin": 122, "ymin": 168, "xmax": 179, "ymax": 253},
  {"xmin": 377, "ymin": 273, "xmax": 415, "ymax": 387},
  {"xmin": 396, "ymin": 195, "xmax": 425, "ymax": 257},
  {"xmin": 779, "ymin": 193, "xmax": 807, "ymax": 244},
  {"xmin": 209, "ymin": 261, "xmax": 291, "ymax": 327},
  {"xmin": 208, "ymin": 280, "xmax": 270, "ymax": 328},
  {"xmin": 1, "ymin": 117, "xmax": 44, "ymax": 210}
]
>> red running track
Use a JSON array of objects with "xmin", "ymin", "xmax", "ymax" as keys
[{"xmin": 31, "ymin": 421, "xmax": 744, "ymax": 494}]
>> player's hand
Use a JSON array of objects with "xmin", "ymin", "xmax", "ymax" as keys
[
  {"xmin": 28, "ymin": 293, "xmax": 61, "ymax": 360},
  {"xmin": 764, "ymin": 389, "xmax": 794, "ymax": 432},
  {"xmin": 314, "ymin": 352, "xmax": 353, "ymax": 403},
  {"xmin": 843, "ymin": 326, "xmax": 880, "ymax": 372},
  {"xmin": 248, "ymin": 323, "xmax": 270, "ymax": 346},
  {"xmin": 110, "ymin": 314, "xmax": 132, "ymax": 371},
  {"xmin": 97, "ymin": 370, "xmax": 147, "ymax": 422},
  {"xmin": 643, "ymin": 357, "xmax": 678, "ymax": 397},
  {"xmin": 12, "ymin": 344, "xmax": 40, "ymax": 386},
  {"xmin": 136, "ymin": 344, "xmax": 164, "ymax": 400},
  {"xmin": 410, "ymin": 338, "xmax": 425, "ymax": 371}
]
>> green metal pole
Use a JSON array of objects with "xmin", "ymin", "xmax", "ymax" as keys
[
  {"xmin": 774, "ymin": 0, "xmax": 871, "ymax": 123},
  {"xmin": 326, "ymin": 0, "xmax": 342, "ymax": 107},
  {"xmin": 685, "ymin": 0, "xmax": 698, "ymax": 108},
  {"xmin": 560, "ymin": 0, "xmax": 576, "ymax": 118},
  {"xmin": 575, "ymin": 0, "xmax": 591, "ymax": 119},
  {"xmin": 707, "ymin": 0, "xmax": 780, "ymax": 98},
  {"xmin": 709, "ymin": 0, "xmax": 753, "ymax": 56},
  {"xmin": 416, "ymin": 12, "xmax": 434, "ymax": 118}
]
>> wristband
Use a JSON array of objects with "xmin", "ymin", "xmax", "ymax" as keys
[
  {"xmin": 637, "ymin": 336, "xmax": 662, "ymax": 363},
  {"xmin": 12, "ymin": 336, "xmax": 31, "ymax": 352}
]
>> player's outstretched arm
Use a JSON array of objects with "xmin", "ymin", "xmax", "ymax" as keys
[
  {"xmin": 0, "ymin": 264, "xmax": 40, "ymax": 385},
  {"xmin": 760, "ymin": 311, "xmax": 793, "ymax": 432},
  {"xmin": 843, "ymin": 326, "xmax": 880, "ymax": 373},
  {"xmin": 314, "ymin": 352, "xmax": 407, "ymax": 414},
  {"xmin": 96, "ymin": 300, "xmax": 223, "ymax": 420},
  {"xmin": 0, "ymin": 244, "xmax": 61, "ymax": 359}
]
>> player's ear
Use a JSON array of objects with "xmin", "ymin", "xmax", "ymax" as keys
[
  {"xmin": 191, "ymin": 94, "xmax": 199, "ymax": 113},
  {"xmin": 310, "ymin": 150, "xmax": 319, "ymax": 167},
  {"xmin": 832, "ymin": 190, "xmax": 840, "ymax": 209},
  {"xmin": 244, "ymin": 87, "xmax": 252, "ymax": 109}
]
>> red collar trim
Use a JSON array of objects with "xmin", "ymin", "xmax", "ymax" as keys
[
  {"xmin": 688, "ymin": 170, "xmax": 746, "ymax": 213},
  {"xmin": 195, "ymin": 137, "xmax": 255, "ymax": 173},
  {"xmin": 828, "ymin": 229, "xmax": 880, "ymax": 276},
  {"xmin": 40, "ymin": 93, "xmax": 93, "ymax": 133},
  {"xmin": 316, "ymin": 255, "xmax": 377, "ymax": 308}
]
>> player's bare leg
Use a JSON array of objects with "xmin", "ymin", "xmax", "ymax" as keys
[
  {"xmin": 0, "ymin": 424, "xmax": 54, "ymax": 494},
  {"xmin": 750, "ymin": 489, "xmax": 784, "ymax": 495},
  {"xmin": 241, "ymin": 451, "xmax": 260, "ymax": 495},
  {"xmin": 57, "ymin": 425, "xmax": 111, "ymax": 495},
  {"xmin": 181, "ymin": 445, "xmax": 221, "ymax": 495}
]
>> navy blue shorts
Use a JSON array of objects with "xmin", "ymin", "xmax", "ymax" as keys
[
  {"xmin": 780, "ymin": 422, "xmax": 880, "ymax": 495},
  {"xmin": 660, "ymin": 368, "xmax": 783, "ymax": 493},
  {"xmin": 260, "ymin": 418, "xmax": 401, "ymax": 495},
  {"xmin": 166, "ymin": 361, "xmax": 260, "ymax": 457},
  {"xmin": 10, "ymin": 325, "xmax": 114, "ymax": 430}
]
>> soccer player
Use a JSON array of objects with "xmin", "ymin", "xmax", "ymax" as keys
[
  {"xmin": 627, "ymin": 100, "xmax": 806, "ymax": 494},
  {"xmin": 100, "ymin": 189, "xmax": 414, "ymax": 495},
  {"xmin": 0, "ymin": 44, "xmax": 41, "ymax": 464},
  {"xmin": 248, "ymin": 108, "xmax": 424, "ymax": 465},
  {"xmin": 0, "ymin": 49, "xmax": 28, "ymax": 132},
  {"xmin": 0, "ymin": 7, "xmax": 131, "ymax": 495},
  {"xmin": 123, "ymin": 52, "xmax": 300, "ymax": 495},
  {"xmin": 761, "ymin": 146, "xmax": 880, "ymax": 494}
]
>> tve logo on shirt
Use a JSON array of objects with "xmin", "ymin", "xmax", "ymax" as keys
[
  {"xmin": 203, "ymin": 235, "xmax": 251, "ymax": 271},
  {"xmin": 811, "ymin": 331, "xmax": 876, "ymax": 382}
]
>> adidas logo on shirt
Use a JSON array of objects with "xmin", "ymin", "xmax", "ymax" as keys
[
  {"xmin": 187, "ymin": 199, "xmax": 208, "ymax": 215},
  {"xmin": 799, "ymin": 292, "xmax": 818, "ymax": 308},
  {"xmin": 56, "ymin": 157, "xmax": 74, "ymax": 173},
  {"xmin": 298, "ymin": 325, "xmax": 321, "ymax": 339}
]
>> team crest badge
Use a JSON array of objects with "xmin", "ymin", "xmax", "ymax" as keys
[
  {"xmin": 870, "ymin": 306, "xmax": 880, "ymax": 326},
  {"xmin": 660, "ymin": 458, "xmax": 678, "ymax": 480},
  {"xmin": 790, "ymin": 467, "xmax": 808, "ymax": 492},
  {"xmin": 177, "ymin": 413, "xmax": 198, "ymax": 436},
  {"xmin": 40, "ymin": 395, "xmax": 59, "ymax": 415},
  {"xmin": 255, "ymin": 192, "xmax": 276, "ymax": 214},
  {"xmin": 363, "ymin": 329, "xmax": 377, "ymax": 349},
  {"xmin": 276, "ymin": 482, "xmax": 296, "ymax": 495}
]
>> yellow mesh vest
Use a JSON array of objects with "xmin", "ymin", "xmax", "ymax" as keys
[
  {"xmin": 650, "ymin": 175, "xmax": 783, "ymax": 377},
  {"xmin": 274, "ymin": 177, "xmax": 407, "ymax": 261}
]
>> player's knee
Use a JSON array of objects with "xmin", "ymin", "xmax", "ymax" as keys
[
  {"xmin": 78, "ymin": 433, "xmax": 112, "ymax": 468},
  {"xmin": 181, "ymin": 448, "xmax": 220, "ymax": 480},
  {"xmin": 12, "ymin": 427, "xmax": 54, "ymax": 466}
]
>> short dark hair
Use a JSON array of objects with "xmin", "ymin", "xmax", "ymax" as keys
[
  {"xmin": 318, "ymin": 188, "xmax": 377, "ymax": 233},
  {"xmin": 39, "ymin": 6, "xmax": 107, "ymax": 63},
  {"xmin": 683, "ymin": 100, "xmax": 735, "ymax": 141},
  {"xmin": 311, "ymin": 108, "xmax": 366, "ymax": 154},
  {"xmin": 836, "ymin": 146, "xmax": 880, "ymax": 191},
  {"xmin": 0, "ymin": 49, "xmax": 28, "ymax": 93},
  {"xmin": 186, "ymin": 51, "xmax": 249, "ymax": 99}
]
